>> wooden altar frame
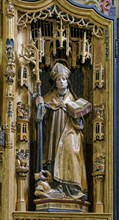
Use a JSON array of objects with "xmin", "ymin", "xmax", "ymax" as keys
[{"xmin": 1, "ymin": 0, "xmax": 117, "ymax": 219}]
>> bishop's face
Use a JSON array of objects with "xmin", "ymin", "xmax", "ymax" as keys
[{"xmin": 56, "ymin": 75, "xmax": 68, "ymax": 90}]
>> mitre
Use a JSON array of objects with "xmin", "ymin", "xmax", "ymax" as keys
[{"xmin": 50, "ymin": 62, "xmax": 70, "ymax": 81}]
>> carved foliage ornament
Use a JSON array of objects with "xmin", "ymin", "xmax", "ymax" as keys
[
  {"xmin": 99, "ymin": 0, "xmax": 112, "ymax": 13},
  {"xmin": 16, "ymin": 149, "xmax": 29, "ymax": 177},
  {"xmin": 93, "ymin": 153, "xmax": 105, "ymax": 173},
  {"xmin": 78, "ymin": 0, "xmax": 112, "ymax": 13}
]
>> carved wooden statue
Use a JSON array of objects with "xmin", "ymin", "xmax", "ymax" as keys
[{"xmin": 34, "ymin": 62, "xmax": 92, "ymax": 201}]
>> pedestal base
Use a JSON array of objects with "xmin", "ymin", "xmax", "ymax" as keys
[
  {"xmin": 16, "ymin": 201, "xmax": 26, "ymax": 211},
  {"xmin": 34, "ymin": 198, "xmax": 90, "ymax": 212}
]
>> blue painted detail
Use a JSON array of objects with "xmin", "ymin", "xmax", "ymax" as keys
[
  {"xmin": 37, "ymin": 208, "xmax": 82, "ymax": 212},
  {"xmin": 0, "ymin": 129, "xmax": 5, "ymax": 147},
  {"xmin": 113, "ymin": 17, "xmax": 118, "ymax": 220},
  {"xmin": 8, "ymin": 101, "xmax": 13, "ymax": 117},
  {"xmin": 6, "ymin": 38, "xmax": 14, "ymax": 48},
  {"xmin": 115, "ymin": 39, "xmax": 118, "ymax": 58},
  {"xmin": 67, "ymin": 0, "xmax": 114, "ymax": 20},
  {"xmin": 109, "ymin": 5, "xmax": 116, "ymax": 17},
  {"xmin": 6, "ymin": 38, "xmax": 14, "ymax": 60}
]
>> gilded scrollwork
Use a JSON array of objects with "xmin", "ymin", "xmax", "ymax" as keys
[
  {"xmin": 20, "ymin": 41, "xmax": 40, "ymax": 82},
  {"xmin": 85, "ymin": 0, "xmax": 100, "ymax": 8}
]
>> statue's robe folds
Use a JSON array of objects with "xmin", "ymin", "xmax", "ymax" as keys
[{"xmin": 43, "ymin": 89, "xmax": 87, "ymax": 196}]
